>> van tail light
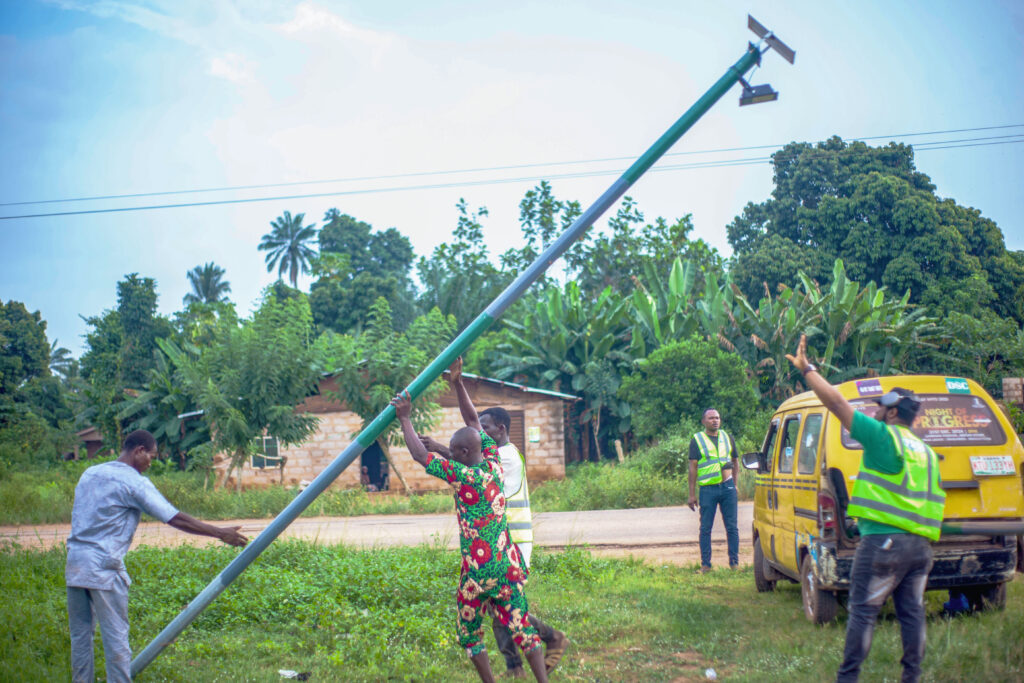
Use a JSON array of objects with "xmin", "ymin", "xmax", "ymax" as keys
[{"xmin": 819, "ymin": 492, "xmax": 837, "ymax": 539}]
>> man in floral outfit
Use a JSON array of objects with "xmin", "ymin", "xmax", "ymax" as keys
[{"xmin": 391, "ymin": 390, "xmax": 548, "ymax": 683}]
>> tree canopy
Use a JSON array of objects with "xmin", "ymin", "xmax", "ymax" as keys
[
  {"xmin": 727, "ymin": 137, "xmax": 1024, "ymax": 323},
  {"xmin": 163, "ymin": 290, "xmax": 322, "ymax": 488},
  {"xmin": 0, "ymin": 300, "xmax": 50, "ymax": 396},
  {"xmin": 310, "ymin": 209, "xmax": 418, "ymax": 333}
]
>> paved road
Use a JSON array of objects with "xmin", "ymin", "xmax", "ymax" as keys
[{"xmin": 1, "ymin": 503, "xmax": 755, "ymax": 566}]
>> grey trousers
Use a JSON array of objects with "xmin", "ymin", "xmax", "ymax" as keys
[{"xmin": 68, "ymin": 583, "xmax": 132, "ymax": 683}]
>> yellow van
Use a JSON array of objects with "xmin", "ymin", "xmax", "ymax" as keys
[{"xmin": 742, "ymin": 375, "xmax": 1024, "ymax": 623}]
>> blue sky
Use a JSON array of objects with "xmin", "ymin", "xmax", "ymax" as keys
[{"xmin": 1, "ymin": 0, "xmax": 1022, "ymax": 355}]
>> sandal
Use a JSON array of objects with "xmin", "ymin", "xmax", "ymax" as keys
[{"xmin": 545, "ymin": 630, "xmax": 569, "ymax": 674}]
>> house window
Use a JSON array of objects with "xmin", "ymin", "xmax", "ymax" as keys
[{"xmin": 251, "ymin": 436, "xmax": 282, "ymax": 469}]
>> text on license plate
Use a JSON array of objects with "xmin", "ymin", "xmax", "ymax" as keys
[{"xmin": 969, "ymin": 455, "xmax": 1016, "ymax": 476}]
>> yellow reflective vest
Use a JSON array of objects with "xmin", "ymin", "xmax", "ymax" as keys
[
  {"xmin": 502, "ymin": 443, "xmax": 533, "ymax": 545},
  {"xmin": 693, "ymin": 430, "xmax": 733, "ymax": 486},
  {"xmin": 847, "ymin": 424, "xmax": 946, "ymax": 541}
]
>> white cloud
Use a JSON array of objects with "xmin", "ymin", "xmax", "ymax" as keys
[
  {"xmin": 277, "ymin": 2, "xmax": 395, "ymax": 51},
  {"xmin": 208, "ymin": 52, "xmax": 256, "ymax": 84}
]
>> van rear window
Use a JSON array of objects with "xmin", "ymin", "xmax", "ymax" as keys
[{"xmin": 842, "ymin": 394, "xmax": 1006, "ymax": 448}]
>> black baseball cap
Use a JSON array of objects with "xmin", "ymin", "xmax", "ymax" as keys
[{"xmin": 873, "ymin": 387, "xmax": 920, "ymax": 412}]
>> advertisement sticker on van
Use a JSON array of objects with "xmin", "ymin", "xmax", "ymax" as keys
[
  {"xmin": 945, "ymin": 377, "xmax": 971, "ymax": 394},
  {"xmin": 855, "ymin": 379, "xmax": 883, "ymax": 396}
]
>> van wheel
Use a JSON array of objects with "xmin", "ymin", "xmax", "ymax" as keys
[
  {"xmin": 754, "ymin": 538, "xmax": 775, "ymax": 592},
  {"xmin": 965, "ymin": 583, "xmax": 1007, "ymax": 611},
  {"xmin": 801, "ymin": 554, "xmax": 838, "ymax": 624}
]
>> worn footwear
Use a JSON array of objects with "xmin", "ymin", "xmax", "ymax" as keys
[
  {"xmin": 699, "ymin": 565, "xmax": 713, "ymax": 574},
  {"xmin": 545, "ymin": 630, "xmax": 570, "ymax": 674},
  {"xmin": 729, "ymin": 563, "xmax": 739, "ymax": 570},
  {"xmin": 506, "ymin": 666, "xmax": 527, "ymax": 678}
]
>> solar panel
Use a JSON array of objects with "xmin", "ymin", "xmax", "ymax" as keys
[
  {"xmin": 748, "ymin": 15, "xmax": 769, "ymax": 39},
  {"xmin": 747, "ymin": 15, "xmax": 796, "ymax": 65}
]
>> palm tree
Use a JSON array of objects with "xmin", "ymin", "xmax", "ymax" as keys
[
  {"xmin": 183, "ymin": 262, "xmax": 232, "ymax": 305},
  {"xmin": 49, "ymin": 340, "xmax": 77, "ymax": 381},
  {"xmin": 258, "ymin": 211, "xmax": 318, "ymax": 287}
]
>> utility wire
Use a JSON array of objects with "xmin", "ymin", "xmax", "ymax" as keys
[
  {"xmin": 2, "ymin": 124, "xmax": 1022, "ymax": 208},
  {"xmin": 1, "ymin": 136, "xmax": 1022, "ymax": 221}
]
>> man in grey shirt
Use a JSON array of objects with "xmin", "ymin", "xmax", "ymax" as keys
[{"xmin": 66, "ymin": 429, "xmax": 248, "ymax": 682}]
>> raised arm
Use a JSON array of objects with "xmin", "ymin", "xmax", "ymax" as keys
[
  {"xmin": 419, "ymin": 434, "xmax": 451, "ymax": 457},
  {"xmin": 167, "ymin": 512, "xmax": 248, "ymax": 547},
  {"xmin": 449, "ymin": 357, "xmax": 481, "ymax": 431},
  {"xmin": 391, "ymin": 391, "xmax": 430, "ymax": 466},
  {"xmin": 785, "ymin": 334, "xmax": 855, "ymax": 430}
]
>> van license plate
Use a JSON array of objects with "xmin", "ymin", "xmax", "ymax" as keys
[{"xmin": 969, "ymin": 455, "xmax": 1016, "ymax": 476}]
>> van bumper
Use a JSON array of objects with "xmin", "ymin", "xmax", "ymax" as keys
[{"xmin": 811, "ymin": 536, "xmax": 1018, "ymax": 592}]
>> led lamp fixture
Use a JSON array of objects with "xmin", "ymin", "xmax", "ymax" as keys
[{"xmin": 738, "ymin": 77, "xmax": 779, "ymax": 106}]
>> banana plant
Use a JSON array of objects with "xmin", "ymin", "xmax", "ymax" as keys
[{"xmin": 494, "ymin": 282, "xmax": 634, "ymax": 457}]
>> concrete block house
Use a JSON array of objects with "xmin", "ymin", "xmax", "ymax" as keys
[{"xmin": 226, "ymin": 371, "xmax": 578, "ymax": 492}]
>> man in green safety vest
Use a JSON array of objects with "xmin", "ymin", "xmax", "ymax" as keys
[
  {"xmin": 687, "ymin": 408, "xmax": 740, "ymax": 571},
  {"xmin": 786, "ymin": 334, "xmax": 945, "ymax": 683}
]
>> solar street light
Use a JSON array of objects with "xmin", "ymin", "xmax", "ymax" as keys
[{"xmin": 739, "ymin": 15, "xmax": 795, "ymax": 107}]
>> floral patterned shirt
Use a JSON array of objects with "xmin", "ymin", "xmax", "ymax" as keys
[{"xmin": 424, "ymin": 431, "xmax": 525, "ymax": 582}]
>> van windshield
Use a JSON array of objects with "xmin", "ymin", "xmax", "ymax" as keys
[{"xmin": 842, "ymin": 394, "xmax": 1006, "ymax": 448}]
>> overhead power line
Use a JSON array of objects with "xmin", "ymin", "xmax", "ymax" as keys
[
  {"xmin": 2, "ymin": 124, "xmax": 1022, "ymax": 209},
  {"xmin": 1, "ymin": 135, "xmax": 1022, "ymax": 221}
]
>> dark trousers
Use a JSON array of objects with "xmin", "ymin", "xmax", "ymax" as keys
[
  {"xmin": 698, "ymin": 479, "xmax": 739, "ymax": 567},
  {"xmin": 837, "ymin": 533, "xmax": 933, "ymax": 683},
  {"xmin": 493, "ymin": 612, "xmax": 557, "ymax": 670}
]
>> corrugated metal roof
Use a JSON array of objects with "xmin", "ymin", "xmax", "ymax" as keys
[
  {"xmin": 321, "ymin": 368, "xmax": 579, "ymax": 401},
  {"xmin": 457, "ymin": 371, "xmax": 580, "ymax": 401}
]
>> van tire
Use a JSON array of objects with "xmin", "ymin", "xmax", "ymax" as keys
[
  {"xmin": 801, "ymin": 554, "xmax": 839, "ymax": 624},
  {"xmin": 965, "ymin": 582, "xmax": 1007, "ymax": 611},
  {"xmin": 754, "ymin": 538, "xmax": 776, "ymax": 592}
]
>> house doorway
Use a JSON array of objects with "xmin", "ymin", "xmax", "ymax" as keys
[{"xmin": 361, "ymin": 442, "xmax": 387, "ymax": 491}]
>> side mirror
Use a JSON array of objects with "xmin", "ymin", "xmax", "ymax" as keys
[{"xmin": 742, "ymin": 451, "xmax": 763, "ymax": 471}]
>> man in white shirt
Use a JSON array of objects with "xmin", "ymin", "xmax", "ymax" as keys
[
  {"xmin": 420, "ymin": 361, "xmax": 570, "ymax": 677},
  {"xmin": 478, "ymin": 406, "xmax": 569, "ymax": 678},
  {"xmin": 66, "ymin": 429, "xmax": 248, "ymax": 683}
]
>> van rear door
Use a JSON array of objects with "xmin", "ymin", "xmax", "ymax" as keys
[{"xmin": 841, "ymin": 390, "xmax": 1024, "ymax": 522}]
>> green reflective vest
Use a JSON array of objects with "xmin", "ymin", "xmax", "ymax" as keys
[
  {"xmin": 847, "ymin": 424, "xmax": 946, "ymax": 541},
  {"xmin": 693, "ymin": 430, "xmax": 733, "ymax": 486},
  {"xmin": 503, "ymin": 445, "xmax": 533, "ymax": 545}
]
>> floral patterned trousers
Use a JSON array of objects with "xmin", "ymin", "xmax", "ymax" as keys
[{"xmin": 455, "ymin": 569, "xmax": 540, "ymax": 656}]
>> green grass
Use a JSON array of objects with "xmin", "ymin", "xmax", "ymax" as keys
[
  {"xmin": 0, "ymin": 463, "xmax": 454, "ymax": 525},
  {"xmin": 2, "ymin": 455, "xmax": 758, "ymax": 524},
  {"xmin": 2, "ymin": 541, "xmax": 1021, "ymax": 682}
]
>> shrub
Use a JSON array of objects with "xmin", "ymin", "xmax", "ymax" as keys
[{"xmin": 619, "ymin": 337, "xmax": 759, "ymax": 441}]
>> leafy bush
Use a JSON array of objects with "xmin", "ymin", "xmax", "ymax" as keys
[
  {"xmin": 619, "ymin": 337, "xmax": 759, "ymax": 441},
  {"xmin": 0, "ymin": 400, "xmax": 73, "ymax": 472},
  {"xmin": 531, "ymin": 461, "xmax": 688, "ymax": 512}
]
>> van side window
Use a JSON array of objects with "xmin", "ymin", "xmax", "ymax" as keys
[
  {"xmin": 778, "ymin": 416, "xmax": 800, "ymax": 474},
  {"xmin": 762, "ymin": 419, "xmax": 780, "ymax": 471},
  {"xmin": 797, "ymin": 413, "xmax": 823, "ymax": 474}
]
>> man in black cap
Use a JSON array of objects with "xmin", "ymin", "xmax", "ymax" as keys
[{"xmin": 786, "ymin": 335, "xmax": 945, "ymax": 683}]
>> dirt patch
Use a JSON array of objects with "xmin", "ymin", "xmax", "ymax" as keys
[{"xmin": 569, "ymin": 540, "xmax": 754, "ymax": 568}]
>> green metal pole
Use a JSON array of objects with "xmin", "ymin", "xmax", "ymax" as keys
[{"xmin": 132, "ymin": 43, "xmax": 765, "ymax": 677}]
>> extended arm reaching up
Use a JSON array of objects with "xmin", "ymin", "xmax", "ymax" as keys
[
  {"xmin": 390, "ymin": 391, "xmax": 430, "ymax": 466},
  {"xmin": 785, "ymin": 334, "xmax": 855, "ymax": 430},
  {"xmin": 449, "ymin": 357, "xmax": 482, "ymax": 431}
]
